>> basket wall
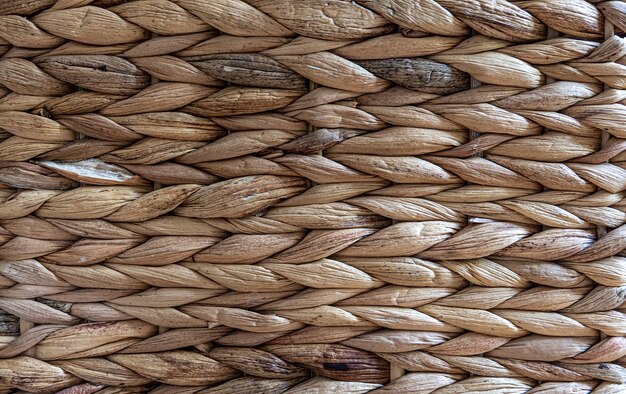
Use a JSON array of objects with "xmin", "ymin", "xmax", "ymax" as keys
[{"xmin": 0, "ymin": 0, "xmax": 626, "ymax": 392}]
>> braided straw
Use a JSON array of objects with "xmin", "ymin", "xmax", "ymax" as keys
[{"xmin": 0, "ymin": 0, "xmax": 626, "ymax": 392}]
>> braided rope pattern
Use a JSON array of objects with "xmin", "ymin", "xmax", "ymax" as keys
[{"xmin": 0, "ymin": 0, "xmax": 625, "ymax": 392}]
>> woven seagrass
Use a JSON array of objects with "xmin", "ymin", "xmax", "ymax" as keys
[{"xmin": 0, "ymin": 0, "xmax": 625, "ymax": 392}]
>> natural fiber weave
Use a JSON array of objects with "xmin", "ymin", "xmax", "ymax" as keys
[{"xmin": 0, "ymin": 0, "xmax": 625, "ymax": 392}]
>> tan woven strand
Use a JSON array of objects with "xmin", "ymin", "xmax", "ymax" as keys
[{"xmin": 0, "ymin": 0, "xmax": 626, "ymax": 393}]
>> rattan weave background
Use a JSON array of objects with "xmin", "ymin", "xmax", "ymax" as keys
[{"xmin": 0, "ymin": 0, "xmax": 626, "ymax": 392}]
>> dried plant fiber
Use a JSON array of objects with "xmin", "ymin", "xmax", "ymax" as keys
[{"xmin": 0, "ymin": 0, "xmax": 626, "ymax": 393}]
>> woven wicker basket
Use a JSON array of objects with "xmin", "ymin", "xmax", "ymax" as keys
[{"xmin": 0, "ymin": 0, "xmax": 625, "ymax": 392}]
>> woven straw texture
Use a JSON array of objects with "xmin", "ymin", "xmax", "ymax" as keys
[{"xmin": 1, "ymin": 0, "xmax": 626, "ymax": 393}]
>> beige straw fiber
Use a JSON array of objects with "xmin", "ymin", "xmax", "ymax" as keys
[{"xmin": 0, "ymin": 0, "xmax": 625, "ymax": 392}]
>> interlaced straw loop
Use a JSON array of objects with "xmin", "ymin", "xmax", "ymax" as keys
[{"xmin": 0, "ymin": 0, "xmax": 625, "ymax": 392}]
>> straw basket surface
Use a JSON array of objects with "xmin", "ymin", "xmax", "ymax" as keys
[{"xmin": 1, "ymin": 0, "xmax": 626, "ymax": 392}]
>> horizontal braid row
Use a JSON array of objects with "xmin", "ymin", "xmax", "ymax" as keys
[
  {"xmin": 3, "ymin": 254, "xmax": 625, "ymax": 291},
  {"xmin": 3, "ymin": 316, "xmax": 624, "ymax": 365},
  {"xmin": 2, "ymin": 172, "xmax": 626, "ymax": 227},
  {"xmin": 0, "ymin": 0, "xmax": 621, "ymax": 42},
  {"xmin": 1, "ymin": 34, "xmax": 625, "ymax": 93},
  {"xmin": 1, "ymin": 182, "xmax": 626, "ymax": 262},
  {"xmin": 0, "ymin": 319, "xmax": 625, "ymax": 390},
  {"xmin": 1, "ymin": 97, "xmax": 626, "ymax": 183},
  {"xmin": 1, "ymin": 254, "xmax": 625, "ymax": 303},
  {"xmin": 2, "ymin": 275, "xmax": 626, "ymax": 334}
]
